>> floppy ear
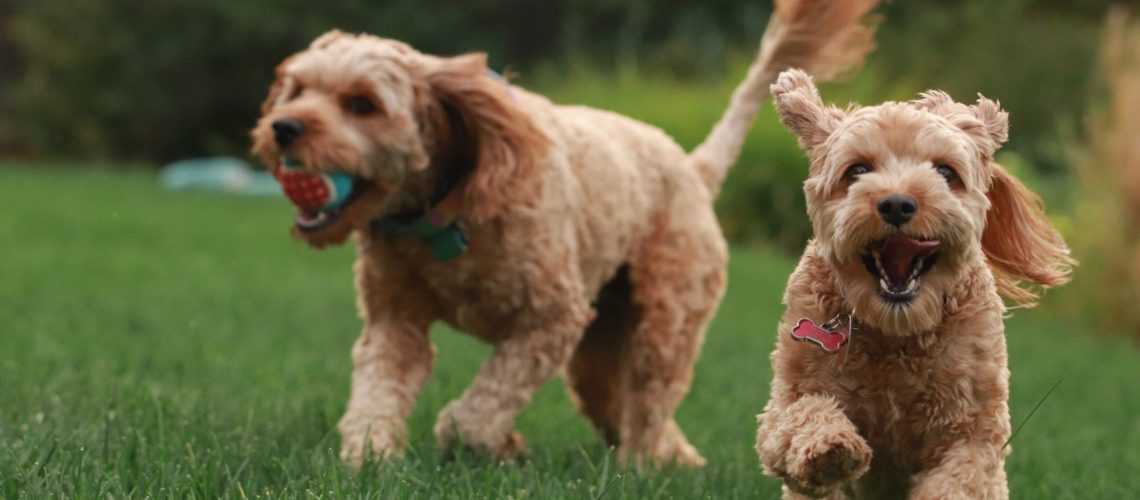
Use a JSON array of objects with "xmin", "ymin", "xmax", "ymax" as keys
[
  {"xmin": 914, "ymin": 91, "xmax": 1009, "ymax": 157},
  {"xmin": 982, "ymin": 163, "xmax": 1074, "ymax": 307},
  {"xmin": 954, "ymin": 95, "xmax": 1009, "ymax": 157},
  {"xmin": 426, "ymin": 53, "xmax": 548, "ymax": 220},
  {"xmin": 971, "ymin": 95, "xmax": 1009, "ymax": 149},
  {"xmin": 770, "ymin": 69, "xmax": 844, "ymax": 152}
]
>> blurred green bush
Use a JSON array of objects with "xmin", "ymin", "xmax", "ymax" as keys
[
  {"xmin": 1058, "ymin": 8, "xmax": 1140, "ymax": 340},
  {"xmin": 0, "ymin": 0, "xmax": 1118, "ymax": 249},
  {"xmin": 0, "ymin": 0, "xmax": 768, "ymax": 162}
]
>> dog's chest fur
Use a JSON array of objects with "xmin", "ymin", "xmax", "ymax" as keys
[
  {"xmin": 837, "ymin": 328, "xmax": 986, "ymax": 467},
  {"xmin": 779, "ymin": 252, "xmax": 1011, "ymax": 479}
]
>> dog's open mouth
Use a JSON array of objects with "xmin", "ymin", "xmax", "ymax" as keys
[
  {"xmin": 860, "ymin": 234, "xmax": 941, "ymax": 304},
  {"xmin": 278, "ymin": 157, "xmax": 371, "ymax": 233}
]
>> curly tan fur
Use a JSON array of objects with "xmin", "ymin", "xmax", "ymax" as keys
[
  {"xmin": 756, "ymin": 70, "xmax": 1073, "ymax": 498},
  {"xmin": 250, "ymin": 0, "xmax": 878, "ymax": 469}
]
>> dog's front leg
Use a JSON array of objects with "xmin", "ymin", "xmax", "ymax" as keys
[
  {"xmin": 434, "ymin": 300, "xmax": 592, "ymax": 461},
  {"xmin": 757, "ymin": 393, "xmax": 871, "ymax": 499},
  {"xmin": 337, "ymin": 319, "xmax": 434, "ymax": 467}
]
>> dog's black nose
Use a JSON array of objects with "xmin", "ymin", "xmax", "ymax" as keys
[
  {"xmin": 272, "ymin": 118, "xmax": 305, "ymax": 148},
  {"xmin": 877, "ymin": 194, "xmax": 917, "ymax": 227}
]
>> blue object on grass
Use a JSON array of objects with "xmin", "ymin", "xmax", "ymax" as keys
[{"xmin": 161, "ymin": 157, "xmax": 280, "ymax": 196}]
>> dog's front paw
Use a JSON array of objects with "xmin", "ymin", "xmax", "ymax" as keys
[
  {"xmin": 434, "ymin": 400, "xmax": 528, "ymax": 462},
  {"xmin": 785, "ymin": 430, "xmax": 871, "ymax": 498},
  {"xmin": 338, "ymin": 416, "xmax": 406, "ymax": 468}
]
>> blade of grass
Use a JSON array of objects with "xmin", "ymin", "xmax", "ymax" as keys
[{"xmin": 1003, "ymin": 377, "xmax": 1063, "ymax": 450}]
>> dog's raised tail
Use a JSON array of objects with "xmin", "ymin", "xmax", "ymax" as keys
[{"xmin": 689, "ymin": 0, "xmax": 881, "ymax": 192}]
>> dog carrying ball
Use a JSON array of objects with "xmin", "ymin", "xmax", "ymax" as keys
[{"xmin": 276, "ymin": 157, "xmax": 354, "ymax": 213}]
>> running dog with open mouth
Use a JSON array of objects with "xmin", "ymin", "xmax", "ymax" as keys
[
  {"xmin": 755, "ymin": 69, "xmax": 1074, "ymax": 499},
  {"xmin": 250, "ymin": 1, "xmax": 882, "ymax": 468}
]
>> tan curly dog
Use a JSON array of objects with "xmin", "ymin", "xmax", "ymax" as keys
[
  {"xmin": 755, "ymin": 69, "xmax": 1074, "ymax": 498},
  {"xmin": 251, "ymin": 1, "xmax": 880, "ymax": 468}
]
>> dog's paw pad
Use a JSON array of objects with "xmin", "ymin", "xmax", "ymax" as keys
[{"xmin": 807, "ymin": 445, "xmax": 866, "ymax": 487}]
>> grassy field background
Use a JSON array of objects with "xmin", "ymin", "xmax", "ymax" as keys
[{"xmin": 0, "ymin": 166, "xmax": 1137, "ymax": 498}]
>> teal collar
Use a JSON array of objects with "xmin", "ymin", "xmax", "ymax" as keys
[
  {"xmin": 370, "ymin": 187, "xmax": 468, "ymax": 261},
  {"xmin": 369, "ymin": 69, "xmax": 514, "ymax": 261}
]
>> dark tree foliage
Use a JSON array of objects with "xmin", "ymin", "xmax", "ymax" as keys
[
  {"xmin": 0, "ymin": 0, "xmax": 771, "ymax": 162},
  {"xmin": 0, "ymin": 0, "xmax": 1129, "ymax": 247},
  {"xmin": 0, "ymin": 0, "xmax": 1119, "ymax": 164}
]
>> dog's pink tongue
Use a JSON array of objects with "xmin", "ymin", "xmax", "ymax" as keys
[{"xmin": 879, "ymin": 234, "xmax": 940, "ymax": 284}]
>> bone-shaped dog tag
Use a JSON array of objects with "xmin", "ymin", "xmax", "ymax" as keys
[{"xmin": 791, "ymin": 316, "xmax": 850, "ymax": 352}]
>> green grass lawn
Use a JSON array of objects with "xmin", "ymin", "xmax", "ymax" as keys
[{"xmin": 0, "ymin": 166, "xmax": 1137, "ymax": 498}]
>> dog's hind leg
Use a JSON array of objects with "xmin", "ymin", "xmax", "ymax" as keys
[
  {"xmin": 565, "ymin": 265, "xmax": 637, "ymax": 446},
  {"xmin": 614, "ymin": 207, "xmax": 728, "ymax": 467}
]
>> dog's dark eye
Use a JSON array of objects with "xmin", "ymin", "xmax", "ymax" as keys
[
  {"xmin": 844, "ymin": 163, "xmax": 872, "ymax": 180},
  {"xmin": 287, "ymin": 85, "xmax": 304, "ymax": 101},
  {"xmin": 344, "ymin": 96, "xmax": 377, "ymax": 116},
  {"xmin": 935, "ymin": 164, "xmax": 958, "ymax": 185}
]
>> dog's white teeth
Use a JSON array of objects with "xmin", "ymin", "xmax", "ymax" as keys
[
  {"xmin": 872, "ymin": 250, "xmax": 886, "ymax": 275},
  {"xmin": 879, "ymin": 279, "xmax": 890, "ymax": 291},
  {"xmin": 296, "ymin": 212, "xmax": 326, "ymax": 227},
  {"xmin": 906, "ymin": 278, "xmax": 919, "ymax": 293},
  {"xmin": 909, "ymin": 258, "xmax": 924, "ymax": 280}
]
